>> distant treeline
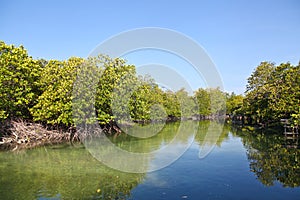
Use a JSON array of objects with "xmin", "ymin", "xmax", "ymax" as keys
[{"xmin": 0, "ymin": 41, "xmax": 299, "ymax": 130}]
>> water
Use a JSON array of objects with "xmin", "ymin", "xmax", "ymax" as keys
[{"xmin": 0, "ymin": 121, "xmax": 299, "ymax": 199}]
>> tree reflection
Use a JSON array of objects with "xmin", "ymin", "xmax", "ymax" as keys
[
  {"xmin": 0, "ymin": 121, "xmax": 197, "ymax": 199},
  {"xmin": 237, "ymin": 130, "xmax": 300, "ymax": 187},
  {"xmin": 194, "ymin": 120, "xmax": 230, "ymax": 159},
  {"xmin": 0, "ymin": 144, "xmax": 144, "ymax": 199}
]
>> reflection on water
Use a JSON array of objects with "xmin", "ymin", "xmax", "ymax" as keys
[
  {"xmin": 0, "ymin": 144, "xmax": 144, "ymax": 199},
  {"xmin": 84, "ymin": 121, "xmax": 198, "ymax": 173},
  {"xmin": 195, "ymin": 121, "xmax": 228, "ymax": 158},
  {"xmin": 236, "ymin": 129, "xmax": 300, "ymax": 187},
  {"xmin": 0, "ymin": 121, "xmax": 300, "ymax": 199}
]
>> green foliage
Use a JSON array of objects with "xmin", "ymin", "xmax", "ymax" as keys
[
  {"xmin": 146, "ymin": 85, "xmax": 168, "ymax": 121},
  {"xmin": 194, "ymin": 88, "xmax": 211, "ymax": 116},
  {"xmin": 244, "ymin": 61, "xmax": 300, "ymax": 125},
  {"xmin": 72, "ymin": 58, "xmax": 100, "ymax": 125},
  {"xmin": 226, "ymin": 92, "xmax": 244, "ymax": 115},
  {"xmin": 208, "ymin": 88, "xmax": 226, "ymax": 115},
  {"xmin": 194, "ymin": 87, "xmax": 227, "ymax": 117},
  {"xmin": 162, "ymin": 90, "xmax": 181, "ymax": 118},
  {"xmin": 7, "ymin": 41, "xmax": 298, "ymax": 130},
  {"xmin": 0, "ymin": 41, "xmax": 41, "ymax": 120},
  {"xmin": 30, "ymin": 57, "xmax": 84, "ymax": 125},
  {"xmin": 268, "ymin": 63, "xmax": 300, "ymax": 124},
  {"xmin": 291, "ymin": 113, "xmax": 300, "ymax": 127},
  {"xmin": 129, "ymin": 82, "xmax": 158, "ymax": 121},
  {"xmin": 175, "ymin": 88, "xmax": 197, "ymax": 118},
  {"xmin": 95, "ymin": 55, "xmax": 137, "ymax": 124}
]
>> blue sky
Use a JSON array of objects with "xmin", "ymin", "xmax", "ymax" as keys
[{"xmin": 1, "ymin": 0, "xmax": 299, "ymax": 94}]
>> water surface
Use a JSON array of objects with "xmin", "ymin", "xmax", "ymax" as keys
[{"xmin": 0, "ymin": 121, "xmax": 299, "ymax": 199}]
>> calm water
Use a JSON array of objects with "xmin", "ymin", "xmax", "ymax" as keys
[{"xmin": 0, "ymin": 121, "xmax": 300, "ymax": 199}]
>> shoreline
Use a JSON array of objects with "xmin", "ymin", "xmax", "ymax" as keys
[{"xmin": 0, "ymin": 117, "xmax": 284, "ymax": 151}]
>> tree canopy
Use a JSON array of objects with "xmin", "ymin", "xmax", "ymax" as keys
[
  {"xmin": 243, "ymin": 61, "xmax": 300, "ymax": 126},
  {"xmin": 0, "ymin": 41, "xmax": 41, "ymax": 120},
  {"xmin": 1, "ymin": 41, "xmax": 298, "ymax": 131}
]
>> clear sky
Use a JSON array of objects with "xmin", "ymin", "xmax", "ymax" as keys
[{"xmin": 1, "ymin": 0, "xmax": 299, "ymax": 94}]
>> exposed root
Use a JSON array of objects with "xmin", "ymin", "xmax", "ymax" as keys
[
  {"xmin": 0, "ymin": 120, "xmax": 123, "ymax": 151},
  {"xmin": 0, "ymin": 120, "xmax": 76, "ymax": 150}
]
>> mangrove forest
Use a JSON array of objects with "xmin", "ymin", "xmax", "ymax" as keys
[{"xmin": 0, "ymin": 41, "xmax": 299, "ymax": 149}]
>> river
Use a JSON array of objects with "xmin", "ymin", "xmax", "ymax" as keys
[{"xmin": 0, "ymin": 121, "xmax": 299, "ymax": 199}]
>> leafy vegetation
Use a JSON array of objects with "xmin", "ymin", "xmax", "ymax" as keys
[
  {"xmin": 30, "ymin": 57, "xmax": 84, "ymax": 125},
  {"xmin": 194, "ymin": 88, "xmax": 227, "ymax": 118},
  {"xmin": 1, "ymin": 40, "xmax": 298, "ymax": 135},
  {"xmin": 0, "ymin": 41, "xmax": 41, "ymax": 120},
  {"xmin": 243, "ymin": 61, "xmax": 300, "ymax": 126},
  {"xmin": 0, "ymin": 41, "xmax": 227, "ymax": 129},
  {"xmin": 225, "ymin": 92, "xmax": 244, "ymax": 115}
]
